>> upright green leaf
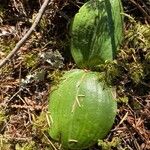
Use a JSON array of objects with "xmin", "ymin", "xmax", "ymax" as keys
[{"xmin": 70, "ymin": 0, "xmax": 124, "ymax": 68}]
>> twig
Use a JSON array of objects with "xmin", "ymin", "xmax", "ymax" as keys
[
  {"xmin": 0, "ymin": 0, "xmax": 50, "ymax": 68},
  {"xmin": 42, "ymin": 132, "xmax": 58, "ymax": 150},
  {"xmin": 129, "ymin": 0, "xmax": 150, "ymax": 22}
]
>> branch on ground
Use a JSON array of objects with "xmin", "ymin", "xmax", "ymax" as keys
[{"xmin": 0, "ymin": 0, "xmax": 50, "ymax": 68}]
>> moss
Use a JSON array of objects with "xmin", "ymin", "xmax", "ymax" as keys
[
  {"xmin": 145, "ymin": 51, "xmax": 150, "ymax": 63},
  {"xmin": 117, "ymin": 14, "xmax": 150, "ymax": 85},
  {"xmin": 0, "ymin": 135, "xmax": 11, "ymax": 150},
  {"xmin": 23, "ymin": 52, "xmax": 38, "ymax": 68},
  {"xmin": 98, "ymin": 137, "xmax": 121, "ymax": 150},
  {"xmin": 39, "ymin": 16, "xmax": 48, "ymax": 31},
  {"xmin": 97, "ymin": 60, "xmax": 121, "ymax": 85},
  {"xmin": 0, "ymin": 5, "xmax": 5, "ymax": 23},
  {"xmin": 117, "ymin": 96, "xmax": 129, "ymax": 104},
  {"xmin": 15, "ymin": 141, "xmax": 36, "ymax": 150},
  {"xmin": 31, "ymin": 112, "xmax": 56, "ymax": 149},
  {"xmin": 0, "ymin": 64, "xmax": 13, "ymax": 75},
  {"xmin": 131, "ymin": 100, "xmax": 142, "ymax": 110},
  {"xmin": 48, "ymin": 70, "xmax": 63, "ymax": 85},
  {"xmin": 0, "ymin": 39, "xmax": 16, "ymax": 55},
  {"xmin": 128, "ymin": 62, "xmax": 144, "ymax": 84},
  {"xmin": 0, "ymin": 109, "xmax": 7, "ymax": 124},
  {"xmin": 124, "ymin": 15, "xmax": 150, "ymax": 49},
  {"xmin": 32, "ymin": 111, "xmax": 49, "ymax": 133}
]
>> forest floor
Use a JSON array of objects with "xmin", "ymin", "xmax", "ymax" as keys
[{"xmin": 0, "ymin": 0, "xmax": 150, "ymax": 150}]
